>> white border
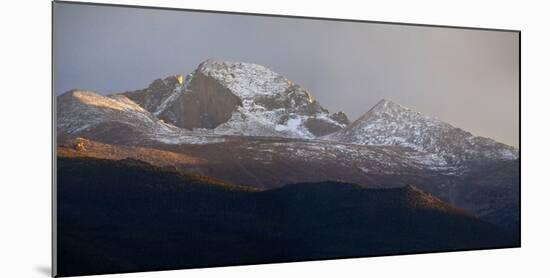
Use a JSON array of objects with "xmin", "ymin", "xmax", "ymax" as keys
[{"xmin": 2, "ymin": 0, "xmax": 548, "ymax": 277}]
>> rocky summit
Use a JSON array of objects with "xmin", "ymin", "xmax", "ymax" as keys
[{"xmin": 120, "ymin": 59, "xmax": 350, "ymax": 138}]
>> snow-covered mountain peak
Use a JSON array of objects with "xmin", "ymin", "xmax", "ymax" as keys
[
  {"xmin": 117, "ymin": 59, "xmax": 350, "ymax": 138},
  {"xmin": 191, "ymin": 59, "xmax": 349, "ymax": 137},
  {"xmin": 326, "ymin": 99, "xmax": 518, "ymax": 164},
  {"xmin": 372, "ymin": 98, "xmax": 409, "ymax": 113},
  {"xmin": 196, "ymin": 59, "xmax": 290, "ymax": 99},
  {"xmin": 353, "ymin": 98, "xmax": 414, "ymax": 124}
]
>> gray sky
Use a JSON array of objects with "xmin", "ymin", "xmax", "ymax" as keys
[{"xmin": 54, "ymin": 3, "xmax": 519, "ymax": 147}]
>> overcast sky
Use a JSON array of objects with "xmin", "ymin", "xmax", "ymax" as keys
[{"xmin": 54, "ymin": 3, "xmax": 519, "ymax": 147}]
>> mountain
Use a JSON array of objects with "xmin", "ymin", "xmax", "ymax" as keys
[
  {"xmin": 56, "ymin": 156, "xmax": 516, "ymax": 277},
  {"xmin": 56, "ymin": 89, "xmax": 223, "ymax": 145},
  {"xmin": 120, "ymin": 59, "xmax": 350, "ymax": 138},
  {"xmin": 325, "ymin": 99, "xmax": 518, "ymax": 164},
  {"xmin": 55, "ymin": 60, "xmax": 519, "ymax": 231}
]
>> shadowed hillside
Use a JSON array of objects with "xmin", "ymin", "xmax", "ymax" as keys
[{"xmin": 56, "ymin": 157, "xmax": 517, "ymax": 277}]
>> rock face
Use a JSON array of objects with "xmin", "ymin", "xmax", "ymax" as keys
[
  {"xmin": 121, "ymin": 76, "xmax": 182, "ymax": 113},
  {"xmin": 120, "ymin": 59, "xmax": 350, "ymax": 138},
  {"xmin": 325, "ymin": 99, "xmax": 518, "ymax": 164},
  {"xmin": 159, "ymin": 70, "xmax": 243, "ymax": 129}
]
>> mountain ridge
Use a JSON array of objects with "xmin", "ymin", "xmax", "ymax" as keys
[
  {"xmin": 56, "ymin": 89, "xmax": 225, "ymax": 145},
  {"xmin": 325, "ymin": 98, "xmax": 518, "ymax": 164}
]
